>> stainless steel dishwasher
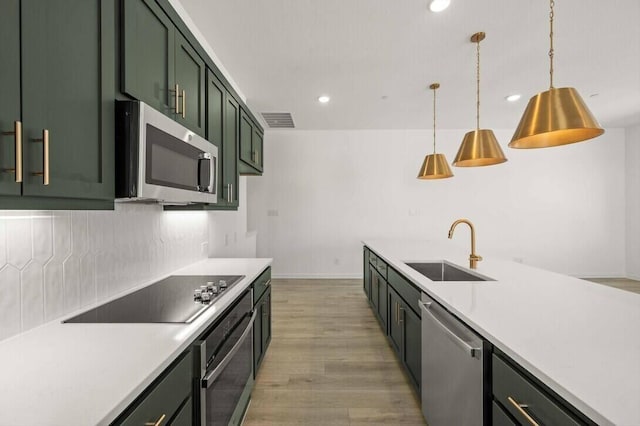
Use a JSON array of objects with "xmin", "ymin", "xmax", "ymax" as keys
[{"xmin": 419, "ymin": 293, "xmax": 488, "ymax": 426}]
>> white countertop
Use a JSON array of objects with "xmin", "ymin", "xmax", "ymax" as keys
[
  {"xmin": 0, "ymin": 258, "xmax": 272, "ymax": 426},
  {"xmin": 364, "ymin": 239, "xmax": 640, "ymax": 426}
]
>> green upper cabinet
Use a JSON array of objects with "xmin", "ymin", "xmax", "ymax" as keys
[
  {"xmin": 239, "ymin": 108, "xmax": 264, "ymax": 175},
  {"xmin": 0, "ymin": 0, "xmax": 21, "ymax": 197},
  {"xmin": 174, "ymin": 32, "xmax": 205, "ymax": 136},
  {"xmin": 206, "ymin": 70, "xmax": 238, "ymax": 209},
  {"xmin": 122, "ymin": 0, "xmax": 205, "ymax": 137},
  {"xmin": 0, "ymin": 0, "xmax": 115, "ymax": 209},
  {"xmin": 222, "ymin": 94, "xmax": 240, "ymax": 207}
]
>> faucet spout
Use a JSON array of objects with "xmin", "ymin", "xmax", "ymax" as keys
[{"xmin": 448, "ymin": 218, "xmax": 482, "ymax": 269}]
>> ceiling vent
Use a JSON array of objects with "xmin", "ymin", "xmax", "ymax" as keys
[{"xmin": 261, "ymin": 112, "xmax": 295, "ymax": 128}]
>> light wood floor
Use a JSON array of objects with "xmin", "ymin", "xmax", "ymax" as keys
[
  {"xmin": 583, "ymin": 278, "xmax": 640, "ymax": 294},
  {"xmin": 243, "ymin": 279, "xmax": 426, "ymax": 426}
]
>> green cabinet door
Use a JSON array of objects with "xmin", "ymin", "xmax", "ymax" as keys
[
  {"xmin": 371, "ymin": 270, "xmax": 380, "ymax": 311},
  {"xmin": 252, "ymin": 128, "xmax": 264, "ymax": 172},
  {"xmin": 402, "ymin": 304, "xmax": 421, "ymax": 391},
  {"xmin": 388, "ymin": 286, "xmax": 402, "ymax": 355},
  {"xmin": 122, "ymin": 0, "xmax": 175, "ymax": 115},
  {"xmin": 239, "ymin": 110, "xmax": 253, "ymax": 166},
  {"xmin": 0, "ymin": 0, "xmax": 21, "ymax": 196},
  {"xmin": 222, "ymin": 94, "xmax": 239, "ymax": 207},
  {"xmin": 254, "ymin": 286, "xmax": 272, "ymax": 374},
  {"xmin": 363, "ymin": 248, "xmax": 371, "ymax": 296},
  {"xmin": 253, "ymin": 297, "xmax": 263, "ymax": 375},
  {"xmin": 377, "ymin": 275, "xmax": 388, "ymax": 333},
  {"xmin": 262, "ymin": 288, "xmax": 272, "ymax": 353},
  {"xmin": 20, "ymin": 0, "xmax": 114, "ymax": 200},
  {"xmin": 206, "ymin": 70, "xmax": 225, "ymax": 202},
  {"xmin": 174, "ymin": 32, "xmax": 205, "ymax": 137}
]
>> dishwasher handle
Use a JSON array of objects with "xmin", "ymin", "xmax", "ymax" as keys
[{"xmin": 419, "ymin": 300, "xmax": 481, "ymax": 358}]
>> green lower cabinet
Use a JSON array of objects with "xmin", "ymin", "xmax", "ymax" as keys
[
  {"xmin": 253, "ymin": 286, "xmax": 272, "ymax": 375},
  {"xmin": 387, "ymin": 286, "xmax": 403, "ymax": 355},
  {"xmin": 1, "ymin": 0, "xmax": 115, "ymax": 209},
  {"xmin": 492, "ymin": 401, "xmax": 517, "ymax": 426},
  {"xmin": 363, "ymin": 248, "xmax": 371, "ymax": 297},
  {"xmin": 387, "ymin": 284, "xmax": 421, "ymax": 392},
  {"xmin": 401, "ymin": 303, "xmax": 421, "ymax": 391},
  {"xmin": 170, "ymin": 398, "xmax": 193, "ymax": 426},
  {"xmin": 113, "ymin": 350, "xmax": 193, "ymax": 426},
  {"xmin": 492, "ymin": 353, "xmax": 593, "ymax": 426}
]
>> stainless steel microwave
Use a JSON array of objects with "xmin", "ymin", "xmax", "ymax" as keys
[{"xmin": 116, "ymin": 101, "xmax": 217, "ymax": 204}]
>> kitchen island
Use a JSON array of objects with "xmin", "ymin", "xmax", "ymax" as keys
[
  {"xmin": 0, "ymin": 258, "xmax": 271, "ymax": 426},
  {"xmin": 364, "ymin": 239, "xmax": 640, "ymax": 426}
]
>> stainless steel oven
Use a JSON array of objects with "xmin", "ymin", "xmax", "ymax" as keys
[
  {"xmin": 195, "ymin": 289, "xmax": 255, "ymax": 426},
  {"xmin": 116, "ymin": 100, "xmax": 218, "ymax": 204}
]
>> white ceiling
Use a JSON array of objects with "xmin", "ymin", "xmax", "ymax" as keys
[{"xmin": 178, "ymin": 0, "xmax": 640, "ymax": 130}]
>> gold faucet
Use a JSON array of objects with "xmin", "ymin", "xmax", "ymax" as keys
[{"xmin": 448, "ymin": 218, "xmax": 483, "ymax": 269}]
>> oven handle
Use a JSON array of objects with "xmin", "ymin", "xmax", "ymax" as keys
[{"xmin": 201, "ymin": 309, "xmax": 257, "ymax": 388}]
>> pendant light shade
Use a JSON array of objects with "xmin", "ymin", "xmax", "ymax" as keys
[
  {"xmin": 417, "ymin": 83, "xmax": 453, "ymax": 180},
  {"xmin": 509, "ymin": 0, "xmax": 603, "ymax": 149},
  {"xmin": 418, "ymin": 153, "xmax": 454, "ymax": 179},
  {"xmin": 508, "ymin": 87, "xmax": 604, "ymax": 148},
  {"xmin": 454, "ymin": 129, "xmax": 506, "ymax": 166},
  {"xmin": 453, "ymin": 32, "xmax": 507, "ymax": 167}
]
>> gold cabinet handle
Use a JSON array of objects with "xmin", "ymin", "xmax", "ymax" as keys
[
  {"xmin": 2, "ymin": 120, "xmax": 22, "ymax": 182},
  {"xmin": 171, "ymin": 83, "xmax": 180, "ymax": 114},
  {"xmin": 181, "ymin": 89, "xmax": 186, "ymax": 119},
  {"xmin": 507, "ymin": 396, "xmax": 540, "ymax": 426},
  {"xmin": 144, "ymin": 414, "xmax": 166, "ymax": 426},
  {"xmin": 31, "ymin": 129, "xmax": 50, "ymax": 185}
]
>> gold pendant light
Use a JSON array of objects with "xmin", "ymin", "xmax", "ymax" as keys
[
  {"xmin": 418, "ymin": 83, "xmax": 454, "ymax": 180},
  {"xmin": 453, "ymin": 32, "xmax": 507, "ymax": 167},
  {"xmin": 509, "ymin": 0, "xmax": 604, "ymax": 149}
]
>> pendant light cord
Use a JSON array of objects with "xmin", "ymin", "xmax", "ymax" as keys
[
  {"xmin": 432, "ymin": 86, "xmax": 437, "ymax": 154},
  {"xmin": 476, "ymin": 38, "xmax": 481, "ymax": 129},
  {"xmin": 549, "ymin": 0, "xmax": 555, "ymax": 89}
]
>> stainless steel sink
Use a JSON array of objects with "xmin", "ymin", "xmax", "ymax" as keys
[{"xmin": 405, "ymin": 261, "xmax": 493, "ymax": 282}]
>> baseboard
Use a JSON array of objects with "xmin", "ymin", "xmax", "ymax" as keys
[{"xmin": 272, "ymin": 273, "xmax": 363, "ymax": 279}]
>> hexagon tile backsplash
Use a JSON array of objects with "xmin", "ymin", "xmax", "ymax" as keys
[{"xmin": 0, "ymin": 203, "xmax": 208, "ymax": 341}]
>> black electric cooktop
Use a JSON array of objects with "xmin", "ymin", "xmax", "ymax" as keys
[{"xmin": 64, "ymin": 275, "xmax": 244, "ymax": 324}]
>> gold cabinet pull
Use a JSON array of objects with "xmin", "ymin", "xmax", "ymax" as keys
[
  {"xmin": 507, "ymin": 396, "xmax": 540, "ymax": 426},
  {"xmin": 181, "ymin": 89, "xmax": 186, "ymax": 119},
  {"xmin": 144, "ymin": 413, "xmax": 166, "ymax": 426},
  {"xmin": 31, "ymin": 129, "xmax": 50, "ymax": 185},
  {"xmin": 171, "ymin": 83, "xmax": 180, "ymax": 113},
  {"xmin": 2, "ymin": 120, "xmax": 22, "ymax": 182}
]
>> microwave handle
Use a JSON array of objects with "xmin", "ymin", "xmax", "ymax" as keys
[{"xmin": 197, "ymin": 152, "xmax": 215, "ymax": 193}]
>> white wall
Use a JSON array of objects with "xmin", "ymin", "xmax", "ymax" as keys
[
  {"xmin": 208, "ymin": 176, "xmax": 257, "ymax": 258},
  {"xmin": 626, "ymin": 124, "xmax": 640, "ymax": 279},
  {"xmin": 248, "ymin": 128, "xmax": 627, "ymax": 278},
  {"xmin": 0, "ymin": 204, "xmax": 208, "ymax": 342}
]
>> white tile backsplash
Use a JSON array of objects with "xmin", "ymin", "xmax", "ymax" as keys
[{"xmin": 0, "ymin": 204, "xmax": 208, "ymax": 341}]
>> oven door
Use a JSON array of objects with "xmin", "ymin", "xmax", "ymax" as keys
[
  {"xmin": 137, "ymin": 102, "xmax": 218, "ymax": 204},
  {"xmin": 199, "ymin": 309, "xmax": 256, "ymax": 426}
]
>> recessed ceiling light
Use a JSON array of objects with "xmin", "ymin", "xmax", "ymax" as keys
[
  {"xmin": 505, "ymin": 94, "xmax": 521, "ymax": 102},
  {"xmin": 429, "ymin": 0, "xmax": 451, "ymax": 12},
  {"xmin": 318, "ymin": 95, "xmax": 330, "ymax": 103}
]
